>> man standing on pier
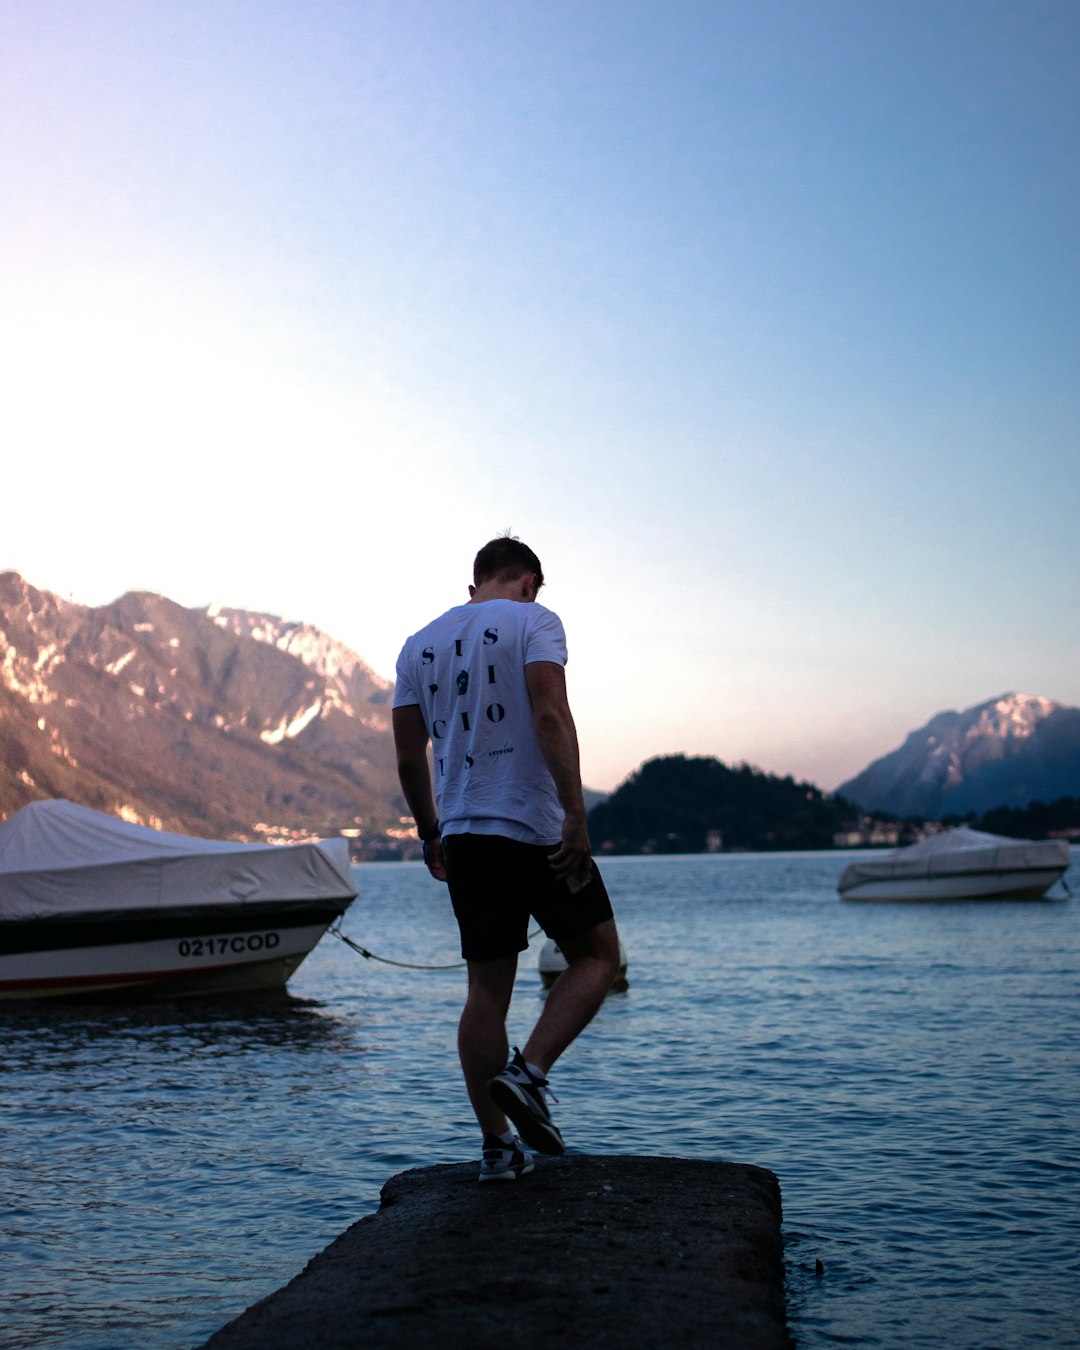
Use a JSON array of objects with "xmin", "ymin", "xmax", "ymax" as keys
[{"xmin": 392, "ymin": 534, "xmax": 620, "ymax": 1182}]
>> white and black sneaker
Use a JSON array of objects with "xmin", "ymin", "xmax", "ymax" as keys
[
  {"xmin": 488, "ymin": 1047, "xmax": 565, "ymax": 1156},
  {"xmin": 478, "ymin": 1133, "xmax": 535, "ymax": 1183}
]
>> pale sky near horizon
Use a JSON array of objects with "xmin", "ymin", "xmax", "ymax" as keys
[{"xmin": 2, "ymin": 1, "xmax": 1077, "ymax": 794}]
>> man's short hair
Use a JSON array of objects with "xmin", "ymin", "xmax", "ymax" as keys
[{"xmin": 473, "ymin": 535, "xmax": 544, "ymax": 590}]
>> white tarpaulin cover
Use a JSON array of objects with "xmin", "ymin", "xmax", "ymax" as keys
[
  {"xmin": 0, "ymin": 800, "xmax": 357, "ymax": 924},
  {"xmin": 838, "ymin": 826, "xmax": 1070, "ymax": 893}
]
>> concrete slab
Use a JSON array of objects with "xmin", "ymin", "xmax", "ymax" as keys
[{"xmin": 199, "ymin": 1155, "xmax": 791, "ymax": 1349}]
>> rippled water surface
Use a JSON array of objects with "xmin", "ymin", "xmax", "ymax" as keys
[{"xmin": 2, "ymin": 852, "xmax": 1078, "ymax": 1348}]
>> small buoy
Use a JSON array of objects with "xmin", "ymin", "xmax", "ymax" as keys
[{"xmin": 538, "ymin": 937, "xmax": 629, "ymax": 992}]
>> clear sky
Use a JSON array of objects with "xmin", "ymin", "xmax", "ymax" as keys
[{"xmin": 2, "ymin": 1, "xmax": 1077, "ymax": 793}]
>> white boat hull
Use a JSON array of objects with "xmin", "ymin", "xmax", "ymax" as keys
[
  {"xmin": 0, "ymin": 919, "xmax": 334, "ymax": 1000},
  {"xmin": 0, "ymin": 801, "xmax": 358, "ymax": 1000},
  {"xmin": 840, "ymin": 868, "xmax": 1066, "ymax": 902},
  {"xmin": 837, "ymin": 827, "xmax": 1070, "ymax": 903}
]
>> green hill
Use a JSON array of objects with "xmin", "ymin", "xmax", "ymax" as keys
[{"xmin": 587, "ymin": 753, "xmax": 851, "ymax": 854}]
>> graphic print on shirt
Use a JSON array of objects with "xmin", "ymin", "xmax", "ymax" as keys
[
  {"xmin": 423, "ymin": 625, "xmax": 511, "ymax": 780},
  {"xmin": 394, "ymin": 600, "xmax": 567, "ymax": 843}
]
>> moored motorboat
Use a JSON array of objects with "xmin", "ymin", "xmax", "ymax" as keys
[
  {"xmin": 837, "ymin": 826, "xmax": 1070, "ymax": 902},
  {"xmin": 0, "ymin": 799, "xmax": 358, "ymax": 999}
]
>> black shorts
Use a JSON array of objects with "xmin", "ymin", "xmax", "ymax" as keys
[{"xmin": 443, "ymin": 833, "xmax": 614, "ymax": 962}]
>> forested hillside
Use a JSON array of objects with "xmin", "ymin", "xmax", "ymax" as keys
[{"xmin": 587, "ymin": 754, "xmax": 852, "ymax": 853}]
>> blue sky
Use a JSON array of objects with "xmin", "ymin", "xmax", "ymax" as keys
[{"xmin": 2, "ymin": 1, "xmax": 1077, "ymax": 792}]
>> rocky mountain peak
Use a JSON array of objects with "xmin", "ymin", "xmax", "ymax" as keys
[
  {"xmin": 207, "ymin": 603, "xmax": 390, "ymax": 693},
  {"xmin": 839, "ymin": 692, "xmax": 1079, "ymax": 818},
  {"xmin": 968, "ymin": 692, "xmax": 1060, "ymax": 735},
  {"xmin": 0, "ymin": 574, "xmax": 404, "ymax": 853}
]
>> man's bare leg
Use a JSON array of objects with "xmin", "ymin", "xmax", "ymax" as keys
[
  {"xmin": 459, "ymin": 954, "xmax": 519, "ymax": 1136},
  {"xmin": 523, "ymin": 918, "xmax": 620, "ymax": 1075}
]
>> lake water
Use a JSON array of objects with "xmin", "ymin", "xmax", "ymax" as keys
[{"xmin": 2, "ymin": 851, "xmax": 1078, "ymax": 1349}]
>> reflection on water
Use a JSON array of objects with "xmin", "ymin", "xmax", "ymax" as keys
[
  {"xmin": 3, "ymin": 973, "xmax": 381, "ymax": 1350},
  {"xmin": 0, "ymin": 988, "xmax": 357, "ymax": 1057},
  {"xmin": 1, "ymin": 853, "xmax": 1078, "ymax": 1350}
]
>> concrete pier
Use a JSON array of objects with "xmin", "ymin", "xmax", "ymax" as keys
[{"xmin": 199, "ymin": 1155, "xmax": 792, "ymax": 1349}]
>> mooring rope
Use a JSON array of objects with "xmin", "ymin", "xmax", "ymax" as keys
[
  {"xmin": 329, "ymin": 925, "xmax": 466, "ymax": 970},
  {"xmin": 329, "ymin": 923, "xmax": 544, "ymax": 972}
]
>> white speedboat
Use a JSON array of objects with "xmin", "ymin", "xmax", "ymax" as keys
[
  {"xmin": 837, "ymin": 826, "xmax": 1070, "ymax": 902},
  {"xmin": 0, "ymin": 800, "xmax": 357, "ymax": 999}
]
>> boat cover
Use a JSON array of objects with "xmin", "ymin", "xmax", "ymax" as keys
[
  {"xmin": 838, "ymin": 826, "xmax": 1070, "ymax": 894},
  {"xmin": 0, "ymin": 799, "xmax": 358, "ymax": 923}
]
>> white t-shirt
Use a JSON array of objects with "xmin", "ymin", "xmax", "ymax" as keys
[{"xmin": 393, "ymin": 599, "xmax": 568, "ymax": 845}]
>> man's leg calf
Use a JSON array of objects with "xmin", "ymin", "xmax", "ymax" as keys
[
  {"xmin": 459, "ymin": 955, "xmax": 518, "ymax": 1136},
  {"xmin": 523, "ymin": 918, "xmax": 620, "ymax": 1075}
]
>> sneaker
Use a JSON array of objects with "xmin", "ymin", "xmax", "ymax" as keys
[
  {"xmin": 487, "ymin": 1047, "xmax": 565, "ymax": 1156},
  {"xmin": 478, "ymin": 1133, "xmax": 534, "ymax": 1183}
]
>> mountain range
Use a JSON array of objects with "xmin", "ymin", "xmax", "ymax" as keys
[
  {"xmin": 1, "ymin": 574, "xmax": 1076, "ymax": 847},
  {"xmin": 836, "ymin": 693, "xmax": 1080, "ymax": 819},
  {"xmin": 0, "ymin": 572, "xmax": 405, "ymax": 854}
]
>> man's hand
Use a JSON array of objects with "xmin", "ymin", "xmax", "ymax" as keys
[
  {"xmin": 547, "ymin": 809, "xmax": 591, "ymax": 883},
  {"xmin": 423, "ymin": 835, "xmax": 448, "ymax": 883}
]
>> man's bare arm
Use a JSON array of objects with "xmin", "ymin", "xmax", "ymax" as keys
[
  {"xmin": 525, "ymin": 660, "xmax": 591, "ymax": 880},
  {"xmin": 391, "ymin": 704, "xmax": 446, "ymax": 881}
]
